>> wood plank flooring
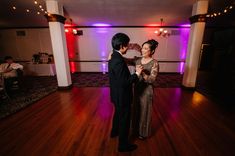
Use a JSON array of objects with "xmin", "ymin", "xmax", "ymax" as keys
[{"xmin": 0, "ymin": 87, "xmax": 234, "ymax": 156}]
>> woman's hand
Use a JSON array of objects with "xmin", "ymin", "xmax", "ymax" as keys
[
  {"xmin": 142, "ymin": 72, "xmax": 148, "ymax": 80},
  {"xmin": 136, "ymin": 65, "xmax": 143, "ymax": 76}
]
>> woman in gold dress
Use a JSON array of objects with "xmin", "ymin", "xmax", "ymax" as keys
[{"xmin": 132, "ymin": 39, "xmax": 159, "ymax": 139}]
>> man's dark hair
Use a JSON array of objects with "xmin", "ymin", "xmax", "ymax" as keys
[
  {"xmin": 111, "ymin": 33, "xmax": 130, "ymax": 50},
  {"xmin": 4, "ymin": 56, "xmax": 13, "ymax": 61}
]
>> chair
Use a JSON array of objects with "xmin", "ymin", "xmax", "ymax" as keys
[
  {"xmin": 8, "ymin": 69, "xmax": 24, "ymax": 91},
  {"xmin": 0, "ymin": 73, "xmax": 10, "ymax": 100},
  {"xmin": 14, "ymin": 69, "xmax": 24, "ymax": 90}
]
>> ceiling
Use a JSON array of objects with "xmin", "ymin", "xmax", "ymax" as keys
[{"xmin": 0, "ymin": 0, "xmax": 234, "ymax": 28}]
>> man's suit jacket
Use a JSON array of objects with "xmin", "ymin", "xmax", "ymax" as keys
[{"xmin": 108, "ymin": 50, "xmax": 138, "ymax": 108}]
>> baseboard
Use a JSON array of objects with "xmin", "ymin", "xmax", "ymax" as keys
[
  {"xmin": 158, "ymin": 72, "xmax": 183, "ymax": 74},
  {"xmin": 72, "ymin": 72, "xmax": 182, "ymax": 74},
  {"xmin": 57, "ymin": 84, "xmax": 73, "ymax": 90},
  {"xmin": 72, "ymin": 72, "xmax": 105, "ymax": 74},
  {"xmin": 181, "ymin": 85, "xmax": 195, "ymax": 91}
]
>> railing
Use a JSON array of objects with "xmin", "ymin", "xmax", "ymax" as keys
[
  {"xmin": 68, "ymin": 60, "xmax": 185, "ymax": 63},
  {"xmin": 17, "ymin": 60, "xmax": 185, "ymax": 63}
]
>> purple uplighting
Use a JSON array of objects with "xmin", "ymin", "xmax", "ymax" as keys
[
  {"xmin": 179, "ymin": 24, "xmax": 191, "ymax": 27},
  {"xmin": 102, "ymin": 62, "xmax": 106, "ymax": 74},
  {"xmin": 96, "ymin": 28, "xmax": 108, "ymax": 33},
  {"xmin": 101, "ymin": 57, "xmax": 107, "ymax": 74},
  {"xmin": 180, "ymin": 62, "xmax": 185, "ymax": 74},
  {"xmin": 179, "ymin": 28, "xmax": 190, "ymax": 74},
  {"xmin": 90, "ymin": 28, "xmax": 110, "ymax": 73},
  {"xmin": 99, "ymin": 88, "xmax": 113, "ymax": 118},
  {"xmin": 170, "ymin": 88, "xmax": 182, "ymax": 119},
  {"xmin": 92, "ymin": 23, "xmax": 111, "ymax": 27}
]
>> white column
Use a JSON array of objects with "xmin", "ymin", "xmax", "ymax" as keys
[
  {"xmin": 46, "ymin": 0, "xmax": 72, "ymax": 88},
  {"xmin": 182, "ymin": 0, "xmax": 208, "ymax": 88}
]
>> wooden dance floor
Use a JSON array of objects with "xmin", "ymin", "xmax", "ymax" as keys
[{"xmin": 0, "ymin": 87, "xmax": 234, "ymax": 156}]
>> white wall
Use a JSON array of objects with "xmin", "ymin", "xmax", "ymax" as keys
[
  {"xmin": 0, "ymin": 28, "xmax": 53, "ymax": 61},
  {"xmin": 0, "ymin": 27, "xmax": 190, "ymax": 73},
  {"xmin": 73, "ymin": 27, "xmax": 189, "ymax": 73}
]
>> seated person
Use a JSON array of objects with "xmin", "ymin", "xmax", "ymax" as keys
[{"xmin": 0, "ymin": 56, "xmax": 23, "ymax": 92}]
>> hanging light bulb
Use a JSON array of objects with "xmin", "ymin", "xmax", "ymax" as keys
[
  {"xmin": 155, "ymin": 18, "xmax": 170, "ymax": 37},
  {"xmin": 72, "ymin": 29, "xmax": 77, "ymax": 34}
]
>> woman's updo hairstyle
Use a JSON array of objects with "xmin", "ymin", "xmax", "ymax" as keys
[{"xmin": 142, "ymin": 39, "xmax": 159, "ymax": 55}]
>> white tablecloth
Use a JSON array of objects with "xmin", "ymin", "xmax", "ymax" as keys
[{"xmin": 24, "ymin": 63, "xmax": 56, "ymax": 76}]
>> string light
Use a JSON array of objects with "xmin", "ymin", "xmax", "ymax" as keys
[
  {"xmin": 10, "ymin": 0, "xmax": 49, "ymax": 16},
  {"xmin": 206, "ymin": 2, "xmax": 234, "ymax": 19}
]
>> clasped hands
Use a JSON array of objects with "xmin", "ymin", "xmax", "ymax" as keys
[{"xmin": 136, "ymin": 65, "xmax": 148, "ymax": 80}]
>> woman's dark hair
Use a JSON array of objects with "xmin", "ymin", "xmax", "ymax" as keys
[
  {"xmin": 142, "ymin": 39, "xmax": 159, "ymax": 55},
  {"xmin": 112, "ymin": 33, "xmax": 130, "ymax": 50}
]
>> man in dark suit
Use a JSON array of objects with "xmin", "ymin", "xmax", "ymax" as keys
[{"xmin": 108, "ymin": 33, "xmax": 143, "ymax": 152}]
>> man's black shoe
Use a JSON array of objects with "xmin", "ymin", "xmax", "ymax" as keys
[{"xmin": 118, "ymin": 144, "xmax": 137, "ymax": 152}]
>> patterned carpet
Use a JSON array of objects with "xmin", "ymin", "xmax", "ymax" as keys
[
  {"xmin": 0, "ymin": 73, "xmax": 183, "ymax": 119},
  {"xmin": 0, "ymin": 76, "xmax": 58, "ymax": 119}
]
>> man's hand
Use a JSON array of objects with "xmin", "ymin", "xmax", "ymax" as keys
[{"xmin": 136, "ymin": 65, "xmax": 143, "ymax": 76}]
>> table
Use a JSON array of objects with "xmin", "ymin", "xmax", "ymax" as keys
[{"xmin": 24, "ymin": 63, "xmax": 56, "ymax": 76}]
